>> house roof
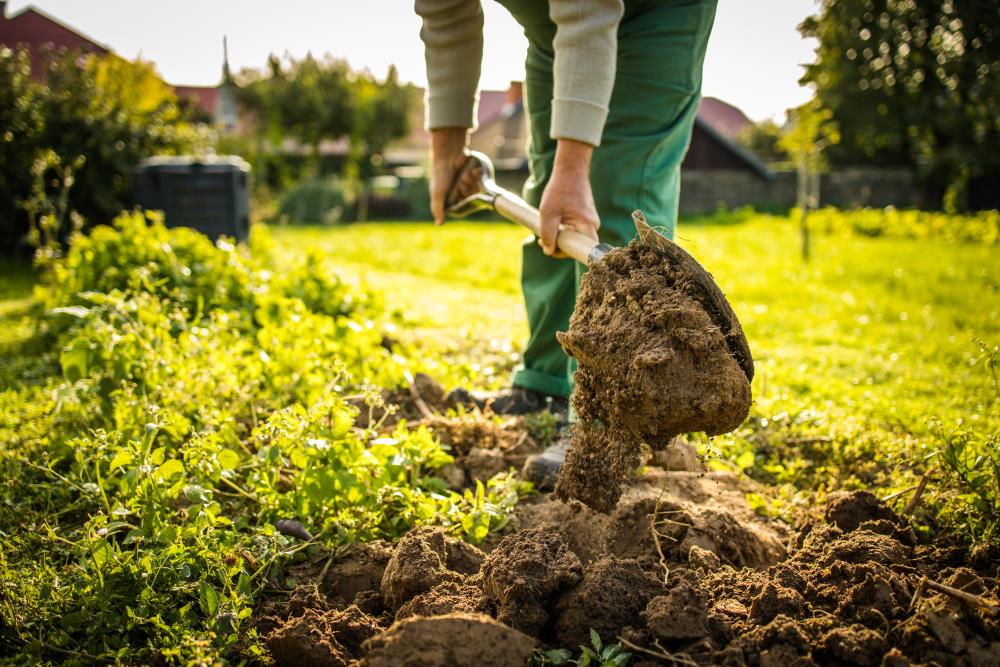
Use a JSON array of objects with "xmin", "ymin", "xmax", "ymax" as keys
[
  {"xmin": 174, "ymin": 85, "xmax": 220, "ymax": 113},
  {"xmin": 0, "ymin": 5, "xmax": 110, "ymax": 53},
  {"xmin": 692, "ymin": 115, "xmax": 773, "ymax": 180},
  {"xmin": 696, "ymin": 97, "xmax": 753, "ymax": 140}
]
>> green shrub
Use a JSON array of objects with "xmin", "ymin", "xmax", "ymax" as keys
[
  {"xmin": 805, "ymin": 207, "xmax": 1000, "ymax": 245},
  {"xmin": 0, "ymin": 47, "xmax": 207, "ymax": 251},
  {"xmin": 395, "ymin": 176, "xmax": 433, "ymax": 220},
  {"xmin": 278, "ymin": 177, "xmax": 355, "ymax": 224},
  {"xmin": 45, "ymin": 210, "xmax": 255, "ymax": 318},
  {"xmin": 0, "ymin": 214, "xmax": 528, "ymax": 664}
]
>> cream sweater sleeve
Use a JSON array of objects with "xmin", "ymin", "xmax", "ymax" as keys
[
  {"xmin": 549, "ymin": 0, "xmax": 625, "ymax": 146},
  {"xmin": 414, "ymin": 0, "xmax": 484, "ymax": 130}
]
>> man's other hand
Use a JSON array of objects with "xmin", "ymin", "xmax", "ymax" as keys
[
  {"xmin": 538, "ymin": 138, "xmax": 600, "ymax": 257},
  {"xmin": 429, "ymin": 128, "xmax": 472, "ymax": 224}
]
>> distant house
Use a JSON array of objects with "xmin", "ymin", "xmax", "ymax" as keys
[
  {"xmin": 0, "ymin": 2, "xmax": 236, "ymax": 128},
  {"xmin": 0, "ymin": 1, "xmax": 108, "ymax": 77},
  {"xmin": 389, "ymin": 84, "xmax": 768, "ymax": 179}
]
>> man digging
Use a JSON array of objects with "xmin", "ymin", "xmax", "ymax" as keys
[{"xmin": 416, "ymin": 0, "xmax": 720, "ymax": 489}]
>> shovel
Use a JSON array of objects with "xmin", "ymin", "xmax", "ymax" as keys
[
  {"xmin": 445, "ymin": 151, "xmax": 614, "ymax": 266},
  {"xmin": 445, "ymin": 151, "xmax": 754, "ymax": 381}
]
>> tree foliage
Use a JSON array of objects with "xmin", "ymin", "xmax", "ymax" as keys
[
  {"xmin": 0, "ymin": 47, "xmax": 206, "ymax": 250},
  {"xmin": 237, "ymin": 55, "xmax": 413, "ymax": 178},
  {"xmin": 799, "ymin": 0, "xmax": 1000, "ymax": 209}
]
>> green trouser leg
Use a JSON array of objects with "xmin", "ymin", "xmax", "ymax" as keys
[{"xmin": 500, "ymin": 0, "xmax": 718, "ymax": 398}]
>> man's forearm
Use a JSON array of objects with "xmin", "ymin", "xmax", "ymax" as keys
[
  {"xmin": 415, "ymin": 0, "xmax": 484, "ymax": 130},
  {"xmin": 549, "ymin": 0, "xmax": 625, "ymax": 146},
  {"xmin": 554, "ymin": 138, "xmax": 594, "ymax": 179}
]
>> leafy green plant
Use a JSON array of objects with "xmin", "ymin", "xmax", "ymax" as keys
[
  {"xmin": 930, "ymin": 422, "xmax": 1000, "ymax": 543},
  {"xmin": 278, "ymin": 176, "xmax": 355, "ymax": 224},
  {"xmin": 805, "ymin": 207, "xmax": 1000, "ymax": 245},
  {"xmin": 532, "ymin": 630, "xmax": 632, "ymax": 666},
  {"xmin": 0, "ymin": 214, "xmax": 527, "ymax": 665}
]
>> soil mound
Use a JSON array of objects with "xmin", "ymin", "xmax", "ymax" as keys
[
  {"xmin": 555, "ymin": 218, "xmax": 753, "ymax": 512},
  {"xmin": 480, "ymin": 528, "xmax": 583, "ymax": 634},
  {"xmin": 266, "ymin": 604, "xmax": 382, "ymax": 667},
  {"xmin": 361, "ymin": 613, "xmax": 536, "ymax": 667},
  {"xmin": 516, "ymin": 478, "xmax": 787, "ymax": 570},
  {"xmin": 554, "ymin": 557, "xmax": 665, "ymax": 648},
  {"xmin": 380, "ymin": 526, "xmax": 484, "ymax": 610},
  {"xmin": 255, "ymin": 492, "xmax": 999, "ymax": 667}
]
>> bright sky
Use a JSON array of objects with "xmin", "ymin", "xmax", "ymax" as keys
[{"xmin": 8, "ymin": 0, "xmax": 818, "ymax": 121}]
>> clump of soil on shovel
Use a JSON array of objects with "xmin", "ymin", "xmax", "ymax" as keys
[{"xmin": 555, "ymin": 212, "xmax": 754, "ymax": 512}]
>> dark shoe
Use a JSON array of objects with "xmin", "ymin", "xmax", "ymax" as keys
[
  {"xmin": 446, "ymin": 386, "xmax": 568, "ymax": 416},
  {"xmin": 522, "ymin": 437, "xmax": 570, "ymax": 490}
]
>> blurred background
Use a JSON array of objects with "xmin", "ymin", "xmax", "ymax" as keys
[{"xmin": 1, "ymin": 0, "xmax": 997, "ymax": 249}]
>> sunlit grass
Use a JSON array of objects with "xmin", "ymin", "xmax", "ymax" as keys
[{"xmin": 271, "ymin": 216, "xmax": 1000, "ymax": 535}]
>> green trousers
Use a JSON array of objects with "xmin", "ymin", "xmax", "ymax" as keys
[{"xmin": 497, "ymin": 0, "xmax": 718, "ymax": 398}]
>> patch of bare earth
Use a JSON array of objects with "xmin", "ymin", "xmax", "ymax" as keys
[{"xmin": 255, "ymin": 489, "xmax": 998, "ymax": 666}]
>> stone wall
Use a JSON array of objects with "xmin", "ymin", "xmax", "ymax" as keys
[
  {"xmin": 678, "ymin": 168, "xmax": 917, "ymax": 215},
  {"xmin": 492, "ymin": 166, "xmax": 919, "ymax": 216}
]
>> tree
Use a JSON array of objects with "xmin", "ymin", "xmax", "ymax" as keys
[
  {"xmin": 800, "ymin": 0, "xmax": 1000, "ymax": 210},
  {"xmin": 738, "ymin": 119, "xmax": 789, "ymax": 166},
  {"xmin": 0, "ymin": 48, "xmax": 42, "ymax": 247},
  {"xmin": 0, "ymin": 47, "xmax": 206, "ymax": 251},
  {"xmin": 779, "ymin": 99, "xmax": 840, "ymax": 261},
  {"xmin": 236, "ymin": 56, "xmax": 413, "ymax": 184},
  {"xmin": 238, "ymin": 53, "xmax": 356, "ymax": 168}
]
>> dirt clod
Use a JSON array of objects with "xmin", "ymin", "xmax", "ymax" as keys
[
  {"xmin": 554, "ymin": 557, "xmax": 665, "ymax": 648},
  {"xmin": 395, "ymin": 577, "xmax": 492, "ymax": 620},
  {"xmin": 266, "ymin": 604, "xmax": 382, "ymax": 667},
  {"xmin": 321, "ymin": 541, "xmax": 393, "ymax": 613},
  {"xmin": 361, "ymin": 613, "xmax": 536, "ymax": 667},
  {"xmin": 555, "ymin": 225, "xmax": 752, "ymax": 512},
  {"xmin": 480, "ymin": 528, "xmax": 583, "ymax": 634},
  {"xmin": 642, "ymin": 570, "xmax": 710, "ymax": 641},
  {"xmin": 380, "ymin": 526, "xmax": 484, "ymax": 610}
]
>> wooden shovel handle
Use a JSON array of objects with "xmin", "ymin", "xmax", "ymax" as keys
[{"xmin": 493, "ymin": 191, "xmax": 600, "ymax": 265}]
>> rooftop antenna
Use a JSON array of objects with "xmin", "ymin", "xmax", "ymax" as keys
[{"xmin": 222, "ymin": 35, "xmax": 231, "ymax": 83}]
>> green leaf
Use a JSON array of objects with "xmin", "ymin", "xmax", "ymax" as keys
[
  {"xmin": 589, "ymin": 628, "xmax": 602, "ymax": 651},
  {"xmin": 109, "ymin": 449, "xmax": 132, "ymax": 472},
  {"xmin": 217, "ymin": 449, "xmax": 241, "ymax": 470},
  {"xmin": 60, "ymin": 341, "xmax": 94, "ymax": 382},
  {"xmin": 199, "ymin": 582, "xmax": 219, "ymax": 618},
  {"xmin": 156, "ymin": 459, "xmax": 185, "ymax": 482}
]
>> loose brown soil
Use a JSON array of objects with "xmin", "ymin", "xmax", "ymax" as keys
[
  {"xmin": 555, "ymin": 222, "xmax": 753, "ymax": 512},
  {"xmin": 256, "ymin": 487, "xmax": 999, "ymax": 667}
]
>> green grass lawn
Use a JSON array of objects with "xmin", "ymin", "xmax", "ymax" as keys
[{"xmin": 271, "ymin": 216, "xmax": 1000, "ymax": 534}]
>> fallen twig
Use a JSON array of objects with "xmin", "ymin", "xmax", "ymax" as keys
[
  {"xmin": 404, "ymin": 370, "xmax": 434, "ymax": 419},
  {"xmin": 881, "ymin": 484, "xmax": 919, "ymax": 502},
  {"xmin": 649, "ymin": 487, "xmax": 672, "ymax": 585},
  {"xmin": 902, "ymin": 467, "xmax": 935, "ymax": 515},
  {"xmin": 907, "ymin": 576, "xmax": 928, "ymax": 613},
  {"xmin": 617, "ymin": 637, "xmax": 699, "ymax": 666},
  {"xmin": 924, "ymin": 576, "xmax": 1000, "ymax": 615}
]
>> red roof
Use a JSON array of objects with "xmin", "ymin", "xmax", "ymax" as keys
[
  {"xmin": 696, "ymin": 97, "xmax": 752, "ymax": 140},
  {"xmin": 174, "ymin": 85, "xmax": 220, "ymax": 114},
  {"xmin": 0, "ymin": 5, "xmax": 108, "ymax": 76},
  {"xmin": 477, "ymin": 89, "xmax": 508, "ymax": 128}
]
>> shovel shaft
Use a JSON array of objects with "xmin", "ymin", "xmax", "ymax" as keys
[
  {"xmin": 446, "ymin": 151, "xmax": 612, "ymax": 266},
  {"xmin": 492, "ymin": 189, "xmax": 602, "ymax": 265}
]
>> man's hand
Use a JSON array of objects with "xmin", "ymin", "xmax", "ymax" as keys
[
  {"xmin": 429, "ymin": 128, "xmax": 472, "ymax": 225},
  {"xmin": 538, "ymin": 139, "xmax": 600, "ymax": 257}
]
